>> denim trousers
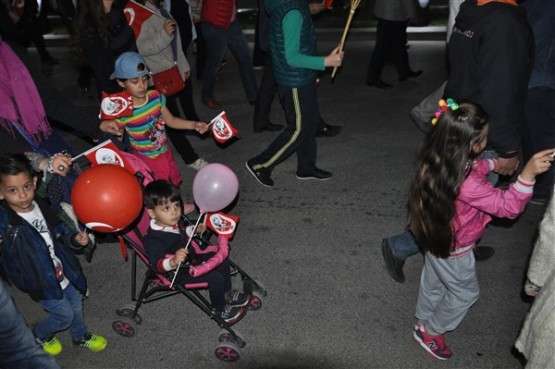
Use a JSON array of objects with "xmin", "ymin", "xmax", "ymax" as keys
[
  {"xmin": 34, "ymin": 283, "xmax": 88, "ymax": 342},
  {"xmin": 201, "ymin": 20, "xmax": 257, "ymax": 103},
  {"xmin": 0, "ymin": 281, "xmax": 60, "ymax": 369}
]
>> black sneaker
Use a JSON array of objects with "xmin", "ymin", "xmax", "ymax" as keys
[
  {"xmin": 296, "ymin": 168, "xmax": 332, "ymax": 181},
  {"xmin": 316, "ymin": 124, "xmax": 342, "ymax": 137},
  {"xmin": 381, "ymin": 238, "xmax": 406, "ymax": 283},
  {"xmin": 473, "ymin": 246, "xmax": 495, "ymax": 261},
  {"xmin": 225, "ymin": 290, "xmax": 250, "ymax": 307},
  {"xmin": 245, "ymin": 160, "xmax": 274, "ymax": 187},
  {"xmin": 217, "ymin": 305, "xmax": 246, "ymax": 326}
]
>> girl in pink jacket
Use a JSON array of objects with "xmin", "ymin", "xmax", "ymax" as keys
[{"xmin": 407, "ymin": 99, "xmax": 554, "ymax": 360}]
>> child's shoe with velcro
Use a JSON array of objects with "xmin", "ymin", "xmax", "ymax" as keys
[
  {"xmin": 413, "ymin": 323, "xmax": 452, "ymax": 360},
  {"xmin": 217, "ymin": 305, "xmax": 246, "ymax": 326},
  {"xmin": 73, "ymin": 333, "xmax": 108, "ymax": 352},
  {"xmin": 225, "ymin": 290, "xmax": 250, "ymax": 307},
  {"xmin": 39, "ymin": 336, "xmax": 63, "ymax": 356}
]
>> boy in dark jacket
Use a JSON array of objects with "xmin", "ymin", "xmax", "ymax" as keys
[
  {"xmin": 143, "ymin": 180, "xmax": 249, "ymax": 325},
  {"xmin": 0, "ymin": 154, "xmax": 107, "ymax": 356}
]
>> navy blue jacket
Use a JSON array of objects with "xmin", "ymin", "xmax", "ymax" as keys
[{"xmin": 0, "ymin": 197, "xmax": 87, "ymax": 301}]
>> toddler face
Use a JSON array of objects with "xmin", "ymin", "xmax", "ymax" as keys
[
  {"xmin": 150, "ymin": 199, "xmax": 182, "ymax": 228},
  {"xmin": 0, "ymin": 172, "xmax": 37, "ymax": 213}
]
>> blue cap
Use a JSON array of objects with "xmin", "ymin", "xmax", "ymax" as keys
[{"xmin": 110, "ymin": 52, "xmax": 149, "ymax": 80}]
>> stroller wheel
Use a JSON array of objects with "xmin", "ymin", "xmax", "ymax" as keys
[
  {"xmin": 116, "ymin": 304, "xmax": 143, "ymax": 324},
  {"xmin": 218, "ymin": 329, "xmax": 246, "ymax": 348},
  {"xmin": 112, "ymin": 318, "xmax": 136, "ymax": 337},
  {"xmin": 248, "ymin": 295, "xmax": 262, "ymax": 311},
  {"xmin": 214, "ymin": 342, "xmax": 241, "ymax": 362}
]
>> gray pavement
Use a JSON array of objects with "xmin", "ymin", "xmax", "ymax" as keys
[{"xmin": 8, "ymin": 34, "xmax": 544, "ymax": 369}]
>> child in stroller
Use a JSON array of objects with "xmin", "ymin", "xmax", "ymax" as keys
[{"xmin": 143, "ymin": 180, "xmax": 250, "ymax": 325}]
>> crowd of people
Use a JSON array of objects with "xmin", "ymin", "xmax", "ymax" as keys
[{"xmin": 0, "ymin": 0, "xmax": 553, "ymax": 368}]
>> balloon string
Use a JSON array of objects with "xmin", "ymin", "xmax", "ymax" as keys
[{"xmin": 170, "ymin": 213, "xmax": 204, "ymax": 288}]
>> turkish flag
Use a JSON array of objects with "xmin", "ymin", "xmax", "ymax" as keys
[
  {"xmin": 124, "ymin": 0, "xmax": 156, "ymax": 38},
  {"xmin": 80, "ymin": 140, "xmax": 133, "ymax": 170},
  {"xmin": 99, "ymin": 91, "xmax": 133, "ymax": 119},
  {"xmin": 210, "ymin": 111, "xmax": 239, "ymax": 144},
  {"xmin": 205, "ymin": 212, "xmax": 239, "ymax": 239}
]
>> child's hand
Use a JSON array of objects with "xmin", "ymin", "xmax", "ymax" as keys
[
  {"xmin": 520, "ymin": 148, "xmax": 555, "ymax": 182},
  {"xmin": 196, "ymin": 223, "xmax": 207, "ymax": 233},
  {"xmin": 170, "ymin": 248, "xmax": 188, "ymax": 268},
  {"xmin": 324, "ymin": 44, "xmax": 344, "ymax": 68},
  {"xmin": 164, "ymin": 19, "xmax": 175, "ymax": 35},
  {"xmin": 194, "ymin": 121, "xmax": 209, "ymax": 134},
  {"xmin": 74, "ymin": 231, "xmax": 90, "ymax": 246},
  {"xmin": 99, "ymin": 120, "xmax": 123, "ymax": 137}
]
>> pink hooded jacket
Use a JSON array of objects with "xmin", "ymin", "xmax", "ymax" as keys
[{"xmin": 451, "ymin": 159, "xmax": 534, "ymax": 256}]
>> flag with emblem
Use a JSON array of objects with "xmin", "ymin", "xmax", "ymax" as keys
[
  {"xmin": 124, "ymin": 0, "xmax": 159, "ymax": 38},
  {"xmin": 75, "ymin": 140, "xmax": 133, "ymax": 170},
  {"xmin": 210, "ymin": 111, "xmax": 239, "ymax": 144},
  {"xmin": 205, "ymin": 212, "xmax": 239, "ymax": 239},
  {"xmin": 99, "ymin": 91, "xmax": 133, "ymax": 119}
]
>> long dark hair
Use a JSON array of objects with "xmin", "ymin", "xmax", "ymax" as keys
[
  {"xmin": 408, "ymin": 101, "xmax": 489, "ymax": 258},
  {"xmin": 72, "ymin": 0, "xmax": 112, "ymax": 62}
]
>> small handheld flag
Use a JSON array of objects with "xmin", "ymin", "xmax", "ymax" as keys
[
  {"xmin": 210, "ymin": 111, "xmax": 239, "ymax": 144},
  {"xmin": 100, "ymin": 91, "xmax": 133, "ymax": 120},
  {"xmin": 205, "ymin": 212, "xmax": 239, "ymax": 239}
]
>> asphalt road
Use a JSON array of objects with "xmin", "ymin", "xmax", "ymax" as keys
[{"xmin": 7, "ymin": 34, "xmax": 545, "ymax": 369}]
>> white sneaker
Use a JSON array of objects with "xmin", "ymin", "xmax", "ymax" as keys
[{"xmin": 188, "ymin": 158, "xmax": 209, "ymax": 171}]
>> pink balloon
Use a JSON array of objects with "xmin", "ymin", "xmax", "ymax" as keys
[{"xmin": 192, "ymin": 163, "xmax": 239, "ymax": 213}]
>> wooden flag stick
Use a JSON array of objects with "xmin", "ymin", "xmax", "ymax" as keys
[{"xmin": 331, "ymin": 0, "xmax": 361, "ymax": 79}]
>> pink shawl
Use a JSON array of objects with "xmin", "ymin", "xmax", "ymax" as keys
[{"xmin": 0, "ymin": 38, "xmax": 51, "ymax": 145}]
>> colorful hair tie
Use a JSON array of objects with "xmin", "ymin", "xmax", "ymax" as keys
[{"xmin": 431, "ymin": 98, "xmax": 459, "ymax": 125}]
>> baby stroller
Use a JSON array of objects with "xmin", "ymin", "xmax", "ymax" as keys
[{"xmin": 111, "ymin": 207, "xmax": 267, "ymax": 362}]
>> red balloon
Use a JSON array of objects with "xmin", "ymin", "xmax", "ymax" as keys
[{"xmin": 71, "ymin": 164, "xmax": 143, "ymax": 233}]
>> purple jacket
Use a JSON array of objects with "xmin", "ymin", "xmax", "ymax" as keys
[{"xmin": 451, "ymin": 159, "xmax": 534, "ymax": 256}]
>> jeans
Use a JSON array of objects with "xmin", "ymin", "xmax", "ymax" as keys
[
  {"xmin": 201, "ymin": 20, "xmax": 257, "ymax": 103},
  {"xmin": 0, "ymin": 281, "xmax": 60, "ymax": 369},
  {"xmin": 34, "ymin": 284, "xmax": 88, "ymax": 342},
  {"xmin": 388, "ymin": 230, "xmax": 420, "ymax": 261}
]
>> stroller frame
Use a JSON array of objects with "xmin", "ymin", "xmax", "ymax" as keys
[{"xmin": 112, "ymin": 212, "xmax": 267, "ymax": 362}]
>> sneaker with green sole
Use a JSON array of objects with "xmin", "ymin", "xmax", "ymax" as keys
[
  {"xmin": 39, "ymin": 336, "xmax": 63, "ymax": 356},
  {"xmin": 73, "ymin": 333, "xmax": 108, "ymax": 352}
]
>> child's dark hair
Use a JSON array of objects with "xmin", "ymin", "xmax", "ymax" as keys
[
  {"xmin": 408, "ymin": 101, "xmax": 489, "ymax": 258},
  {"xmin": 144, "ymin": 180, "xmax": 182, "ymax": 209},
  {"xmin": 0, "ymin": 154, "xmax": 35, "ymax": 182}
]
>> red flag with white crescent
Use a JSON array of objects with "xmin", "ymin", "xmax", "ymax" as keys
[
  {"xmin": 124, "ymin": 0, "xmax": 155, "ymax": 38},
  {"xmin": 210, "ymin": 111, "xmax": 239, "ymax": 144},
  {"xmin": 205, "ymin": 212, "xmax": 239, "ymax": 238},
  {"xmin": 99, "ymin": 91, "xmax": 133, "ymax": 119}
]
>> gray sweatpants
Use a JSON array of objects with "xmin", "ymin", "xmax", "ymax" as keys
[{"xmin": 415, "ymin": 250, "xmax": 480, "ymax": 336}]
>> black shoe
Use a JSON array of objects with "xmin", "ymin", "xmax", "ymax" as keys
[
  {"xmin": 366, "ymin": 79, "xmax": 393, "ymax": 89},
  {"xmin": 399, "ymin": 70, "xmax": 423, "ymax": 81},
  {"xmin": 381, "ymin": 238, "xmax": 405, "ymax": 283},
  {"xmin": 296, "ymin": 168, "xmax": 332, "ymax": 181},
  {"xmin": 317, "ymin": 124, "xmax": 342, "ymax": 137},
  {"xmin": 473, "ymin": 246, "xmax": 495, "ymax": 261},
  {"xmin": 254, "ymin": 122, "xmax": 284, "ymax": 133},
  {"xmin": 245, "ymin": 159, "xmax": 274, "ymax": 187}
]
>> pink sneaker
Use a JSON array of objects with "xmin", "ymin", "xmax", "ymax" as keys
[{"xmin": 413, "ymin": 323, "xmax": 452, "ymax": 360}]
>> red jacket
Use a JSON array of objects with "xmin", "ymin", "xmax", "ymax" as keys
[{"xmin": 201, "ymin": 0, "xmax": 235, "ymax": 29}]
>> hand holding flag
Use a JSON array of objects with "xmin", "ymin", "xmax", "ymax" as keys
[{"xmin": 209, "ymin": 111, "xmax": 239, "ymax": 144}]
